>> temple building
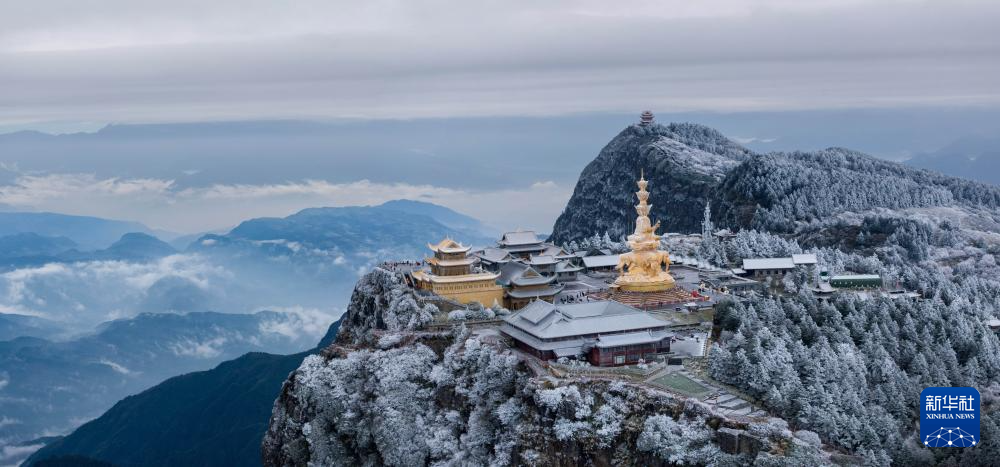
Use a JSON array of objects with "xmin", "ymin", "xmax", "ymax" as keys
[
  {"xmin": 500, "ymin": 300, "xmax": 672, "ymax": 366},
  {"xmin": 498, "ymin": 230, "xmax": 548, "ymax": 259},
  {"xmin": 479, "ymin": 231, "xmax": 584, "ymax": 283},
  {"xmin": 639, "ymin": 110, "xmax": 655, "ymax": 126},
  {"xmin": 613, "ymin": 171, "xmax": 676, "ymax": 292},
  {"xmin": 497, "ymin": 262, "xmax": 564, "ymax": 310},
  {"xmin": 411, "ymin": 238, "xmax": 504, "ymax": 306}
]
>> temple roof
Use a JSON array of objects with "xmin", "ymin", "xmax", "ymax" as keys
[
  {"xmin": 507, "ymin": 284, "xmax": 564, "ymax": 298},
  {"xmin": 498, "ymin": 261, "xmax": 554, "ymax": 286},
  {"xmin": 541, "ymin": 244, "xmax": 567, "ymax": 256},
  {"xmin": 742, "ymin": 257, "xmax": 795, "ymax": 270},
  {"xmin": 792, "ymin": 254, "xmax": 818, "ymax": 265},
  {"xmin": 499, "ymin": 230, "xmax": 541, "ymax": 246},
  {"xmin": 428, "ymin": 238, "xmax": 470, "ymax": 254},
  {"xmin": 426, "ymin": 256, "xmax": 475, "ymax": 267},
  {"xmin": 595, "ymin": 330, "xmax": 671, "ymax": 348},
  {"xmin": 582, "ymin": 254, "xmax": 620, "ymax": 268},
  {"xmin": 528, "ymin": 254, "xmax": 558, "ymax": 266},
  {"xmin": 474, "ymin": 247, "xmax": 513, "ymax": 263},
  {"xmin": 556, "ymin": 261, "xmax": 584, "ymax": 273},
  {"xmin": 511, "ymin": 267, "xmax": 555, "ymax": 286},
  {"xmin": 503, "ymin": 300, "xmax": 667, "ymax": 340}
]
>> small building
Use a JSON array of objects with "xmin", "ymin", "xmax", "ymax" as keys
[
  {"xmin": 742, "ymin": 257, "xmax": 796, "ymax": 279},
  {"xmin": 582, "ymin": 254, "xmax": 620, "ymax": 273},
  {"xmin": 473, "ymin": 247, "xmax": 513, "ymax": 272},
  {"xmin": 498, "ymin": 230, "xmax": 547, "ymax": 259},
  {"xmin": 555, "ymin": 260, "xmax": 584, "ymax": 282},
  {"xmin": 411, "ymin": 238, "xmax": 505, "ymax": 306},
  {"xmin": 500, "ymin": 300, "xmax": 672, "ymax": 366},
  {"xmin": 713, "ymin": 228, "xmax": 736, "ymax": 240},
  {"xmin": 497, "ymin": 262, "xmax": 564, "ymax": 310},
  {"xmin": 830, "ymin": 274, "xmax": 882, "ymax": 289},
  {"xmin": 986, "ymin": 318, "xmax": 1000, "ymax": 335}
]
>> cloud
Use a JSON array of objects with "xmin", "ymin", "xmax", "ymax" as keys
[
  {"xmin": 0, "ymin": 373, "xmax": 8, "ymax": 391},
  {"xmin": 257, "ymin": 306, "xmax": 337, "ymax": 341},
  {"xmin": 0, "ymin": 0, "xmax": 997, "ymax": 128},
  {"xmin": 0, "ymin": 254, "xmax": 230, "ymax": 327},
  {"xmin": 169, "ymin": 336, "xmax": 228, "ymax": 359},
  {"xmin": 732, "ymin": 136, "xmax": 778, "ymax": 144},
  {"xmin": 0, "ymin": 173, "xmax": 569, "ymax": 233},
  {"xmin": 98, "ymin": 359, "xmax": 133, "ymax": 375},
  {"xmin": 0, "ymin": 443, "xmax": 43, "ymax": 464}
]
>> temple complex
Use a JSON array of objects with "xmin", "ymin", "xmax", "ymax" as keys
[
  {"xmin": 613, "ymin": 171, "xmax": 676, "ymax": 292},
  {"xmin": 411, "ymin": 238, "xmax": 504, "ymax": 306}
]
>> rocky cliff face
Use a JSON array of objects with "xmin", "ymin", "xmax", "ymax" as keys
[
  {"xmin": 262, "ymin": 269, "xmax": 829, "ymax": 466},
  {"xmin": 548, "ymin": 123, "xmax": 752, "ymax": 245}
]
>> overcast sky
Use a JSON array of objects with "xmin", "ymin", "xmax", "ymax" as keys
[
  {"xmin": 0, "ymin": 1, "xmax": 998, "ymax": 234},
  {"xmin": 2, "ymin": 0, "xmax": 999, "ymax": 129}
]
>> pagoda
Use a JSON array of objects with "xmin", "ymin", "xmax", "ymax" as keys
[
  {"xmin": 639, "ymin": 110, "xmax": 655, "ymax": 126},
  {"xmin": 612, "ymin": 171, "xmax": 676, "ymax": 292},
  {"xmin": 411, "ymin": 238, "xmax": 505, "ymax": 306}
]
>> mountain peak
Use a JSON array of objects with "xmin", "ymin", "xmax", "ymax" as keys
[{"xmin": 549, "ymin": 123, "xmax": 750, "ymax": 244}]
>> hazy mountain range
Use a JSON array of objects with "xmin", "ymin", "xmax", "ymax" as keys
[
  {"xmin": 0, "ymin": 199, "xmax": 493, "ymax": 464},
  {"xmin": 906, "ymin": 134, "xmax": 1000, "ymax": 186}
]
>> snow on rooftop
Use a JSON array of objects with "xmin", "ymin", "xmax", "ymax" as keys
[
  {"xmin": 792, "ymin": 254, "xmax": 817, "ymax": 265},
  {"xmin": 582, "ymin": 254, "xmax": 620, "ymax": 268},
  {"xmin": 831, "ymin": 274, "xmax": 881, "ymax": 280},
  {"xmin": 595, "ymin": 330, "xmax": 669, "ymax": 348},
  {"xmin": 500, "ymin": 230, "xmax": 541, "ymax": 246},
  {"xmin": 503, "ymin": 300, "xmax": 667, "ymax": 340},
  {"xmin": 742, "ymin": 257, "xmax": 795, "ymax": 270}
]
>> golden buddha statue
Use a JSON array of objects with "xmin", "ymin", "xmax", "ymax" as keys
[{"xmin": 613, "ymin": 171, "xmax": 676, "ymax": 292}]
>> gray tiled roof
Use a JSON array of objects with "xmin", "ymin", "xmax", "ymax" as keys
[
  {"xmin": 742, "ymin": 257, "xmax": 795, "ymax": 270},
  {"xmin": 500, "ymin": 230, "xmax": 541, "ymax": 246},
  {"xmin": 582, "ymin": 254, "xmax": 620, "ymax": 268},
  {"xmin": 507, "ymin": 285, "xmax": 564, "ymax": 298},
  {"xmin": 503, "ymin": 300, "xmax": 668, "ymax": 340},
  {"xmin": 595, "ymin": 330, "xmax": 672, "ymax": 348},
  {"xmin": 475, "ymin": 247, "xmax": 513, "ymax": 263}
]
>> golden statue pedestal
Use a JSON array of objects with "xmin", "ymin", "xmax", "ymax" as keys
[{"xmin": 612, "ymin": 275, "xmax": 676, "ymax": 292}]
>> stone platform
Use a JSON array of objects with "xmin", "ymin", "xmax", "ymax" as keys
[{"xmin": 590, "ymin": 286, "xmax": 700, "ymax": 311}]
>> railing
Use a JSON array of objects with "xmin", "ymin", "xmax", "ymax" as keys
[
  {"xmin": 548, "ymin": 361, "xmax": 664, "ymax": 379},
  {"xmin": 424, "ymin": 318, "xmax": 505, "ymax": 331}
]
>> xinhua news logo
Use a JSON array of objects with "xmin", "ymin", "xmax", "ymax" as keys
[{"xmin": 920, "ymin": 387, "xmax": 980, "ymax": 448}]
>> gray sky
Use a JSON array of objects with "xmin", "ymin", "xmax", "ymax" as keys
[
  {"xmin": 0, "ymin": 1, "xmax": 998, "ymax": 234},
  {"xmin": 2, "ymin": 0, "xmax": 999, "ymax": 129}
]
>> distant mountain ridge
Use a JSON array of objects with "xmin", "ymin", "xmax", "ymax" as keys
[
  {"xmin": 203, "ymin": 199, "xmax": 494, "ymax": 261},
  {"xmin": 0, "ymin": 310, "xmax": 333, "ymax": 458},
  {"xmin": 0, "ymin": 232, "xmax": 176, "ymax": 270},
  {"xmin": 24, "ymin": 318, "xmax": 342, "ymax": 467},
  {"xmin": 906, "ymin": 134, "xmax": 1000, "ymax": 187},
  {"xmin": 0, "ymin": 212, "xmax": 157, "ymax": 250}
]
